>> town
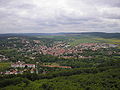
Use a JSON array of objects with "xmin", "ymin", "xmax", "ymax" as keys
[
  {"xmin": 0, "ymin": 37, "xmax": 118, "ymax": 61},
  {"xmin": 0, "ymin": 36, "xmax": 119, "ymax": 75}
]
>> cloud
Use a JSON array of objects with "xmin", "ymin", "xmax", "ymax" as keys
[{"xmin": 0, "ymin": 0, "xmax": 120, "ymax": 33}]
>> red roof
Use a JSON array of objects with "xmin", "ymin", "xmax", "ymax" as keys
[{"xmin": 42, "ymin": 65, "xmax": 71, "ymax": 68}]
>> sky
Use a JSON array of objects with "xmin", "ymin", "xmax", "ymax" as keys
[{"xmin": 0, "ymin": 0, "xmax": 120, "ymax": 33}]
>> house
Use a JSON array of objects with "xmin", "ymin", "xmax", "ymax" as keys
[
  {"xmin": 42, "ymin": 65, "xmax": 72, "ymax": 69},
  {"xmin": 11, "ymin": 62, "xmax": 35, "ymax": 68}
]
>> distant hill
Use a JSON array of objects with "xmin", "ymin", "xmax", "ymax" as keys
[{"xmin": 0, "ymin": 32, "xmax": 120, "ymax": 38}]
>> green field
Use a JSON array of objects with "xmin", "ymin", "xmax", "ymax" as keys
[
  {"xmin": 0, "ymin": 63, "xmax": 11, "ymax": 72},
  {"xmin": 43, "ymin": 63, "xmax": 60, "ymax": 66},
  {"xmin": 94, "ymin": 38, "xmax": 120, "ymax": 44},
  {"xmin": 69, "ymin": 38, "xmax": 101, "ymax": 46},
  {"xmin": 36, "ymin": 35, "xmax": 120, "ymax": 47},
  {"xmin": 67, "ymin": 37, "xmax": 120, "ymax": 46}
]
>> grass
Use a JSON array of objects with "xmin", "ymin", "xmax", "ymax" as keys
[
  {"xmin": 36, "ymin": 35, "xmax": 120, "ymax": 47},
  {"xmin": 0, "ymin": 62, "xmax": 11, "ymax": 72},
  {"xmin": 94, "ymin": 38, "xmax": 120, "ymax": 44},
  {"xmin": 66, "ymin": 37, "xmax": 120, "ymax": 46},
  {"xmin": 43, "ymin": 63, "xmax": 60, "ymax": 66},
  {"xmin": 69, "ymin": 38, "xmax": 101, "ymax": 46}
]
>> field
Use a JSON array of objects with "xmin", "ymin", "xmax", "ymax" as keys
[
  {"xmin": 36, "ymin": 34, "xmax": 120, "ymax": 47},
  {"xmin": 94, "ymin": 38, "xmax": 120, "ymax": 44},
  {"xmin": 68, "ymin": 37, "xmax": 120, "ymax": 46},
  {"xmin": 69, "ymin": 38, "xmax": 100, "ymax": 46},
  {"xmin": 0, "ymin": 63, "xmax": 11, "ymax": 72},
  {"xmin": 43, "ymin": 62, "xmax": 60, "ymax": 66}
]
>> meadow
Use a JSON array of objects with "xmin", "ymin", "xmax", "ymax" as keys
[{"xmin": 0, "ymin": 63, "xmax": 11, "ymax": 72}]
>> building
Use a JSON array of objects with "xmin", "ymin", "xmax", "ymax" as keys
[
  {"xmin": 42, "ymin": 65, "xmax": 72, "ymax": 69},
  {"xmin": 11, "ymin": 62, "xmax": 35, "ymax": 68}
]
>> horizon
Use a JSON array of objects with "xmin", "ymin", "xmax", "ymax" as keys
[{"xmin": 0, "ymin": 32, "xmax": 120, "ymax": 34}]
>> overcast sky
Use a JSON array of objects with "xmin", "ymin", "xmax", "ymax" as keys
[{"xmin": 0, "ymin": 0, "xmax": 120, "ymax": 33}]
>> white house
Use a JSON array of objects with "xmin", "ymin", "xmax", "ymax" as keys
[{"xmin": 11, "ymin": 64, "xmax": 35, "ymax": 68}]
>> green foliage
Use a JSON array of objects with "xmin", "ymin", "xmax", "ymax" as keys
[
  {"xmin": 0, "ymin": 77, "xmax": 30, "ymax": 88},
  {"xmin": 2, "ymin": 67, "xmax": 120, "ymax": 90}
]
